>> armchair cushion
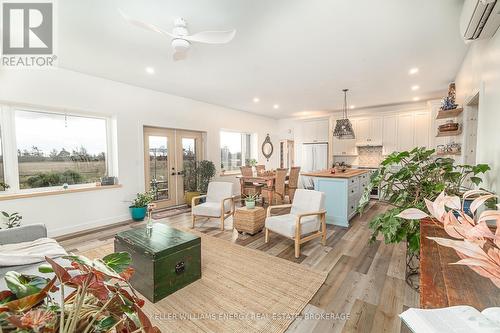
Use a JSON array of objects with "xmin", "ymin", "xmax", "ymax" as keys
[
  {"xmin": 265, "ymin": 214, "xmax": 321, "ymax": 238},
  {"xmin": 206, "ymin": 181, "xmax": 233, "ymax": 211},
  {"xmin": 290, "ymin": 189, "xmax": 325, "ymax": 224},
  {"xmin": 192, "ymin": 202, "xmax": 228, "ymax": 217}
]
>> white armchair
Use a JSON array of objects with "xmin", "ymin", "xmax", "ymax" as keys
[
  {"xmin": 265, "ymin": 189, "xmax": 327, "ymax": 258},
  {"xmin": 191, "ymin": 181, "xmax": 235, "ymax": 230}
]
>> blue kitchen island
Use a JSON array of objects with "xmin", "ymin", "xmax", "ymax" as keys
[{"xmin": 302, "ymin": 169, "xmax": 370, "ymax": 227}]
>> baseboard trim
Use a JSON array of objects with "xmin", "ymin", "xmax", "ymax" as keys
[{"xmin": 53, "ymin": 214, "xmax": 131, "ymax": 240}]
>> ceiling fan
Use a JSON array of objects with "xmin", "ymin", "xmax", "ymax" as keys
[{"xmin": 120, "ymin": 11, "xmax": 236, "ymax": 61}]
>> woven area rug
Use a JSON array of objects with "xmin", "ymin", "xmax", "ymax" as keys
[{"xmin": 79, "ymin": 228, "xmax": 327, "ymax": 333}]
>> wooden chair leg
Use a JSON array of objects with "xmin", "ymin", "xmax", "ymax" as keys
[
  {"xmin": 191, "ymin": 215, "xmax": 196, "ymax": 229},
  {"xmin": 294, "ymin": 239, "xmax": 300, "ymax": 258},
  {"xmin": 321, "ymin": 213, "xmax": 327, "ymax": 246},
  {"xmin": 265, "ymin": 228, "xmax": 269, "ymax": 243},
  {"xmin": 220, "ymin": 215, "xmax": 225, "ymax": 231}
]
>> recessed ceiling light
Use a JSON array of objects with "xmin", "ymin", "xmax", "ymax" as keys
[
  {"xmin": 350, "ymin": 105, "xmax": 355, "ymax": 109},
  {"xmin": 273, "ymin": 104, "xmax": 280, "ymax": 109},
  {"xmin": 409, "ymin": 67, "xmax": 419, "ymax": 75},
  {"xmin": 253, "ymin": 97, "xmax": 260, "ymax": 103},
  {"xmin": 411, "ymin": 85, "xmax": 420, "ymax": 91},
  {"xmin": 413, "ymin": 97, "xmax": 420, "ymax": 101},
  {"xmin": 145, "ymin": 67, "xmax": 155, "ymax": 74}
]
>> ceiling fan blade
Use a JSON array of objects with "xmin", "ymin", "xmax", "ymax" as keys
[
  {"xmin": 173, "ymin": 50, "xmax": 188, "ymax": 61},
  {"xmin": 119, "ymin": 10, "xmax": 175, "ymax": 38},
  {"xmin": 184, "ymin": 30, "xmax": 236, "ymax": 44}
]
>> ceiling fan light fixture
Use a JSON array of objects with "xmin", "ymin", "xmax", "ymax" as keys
[{"xmin": 333, "ymin": 89, "xmax": 355, "ymax": 140}]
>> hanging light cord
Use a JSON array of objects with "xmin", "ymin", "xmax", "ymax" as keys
[{"xmin": 342, "ymin": 89, "xmax": 348, "ymax": 119}]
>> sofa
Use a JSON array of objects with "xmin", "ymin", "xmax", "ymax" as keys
[{"xmin": 0, "ymin": 224, "xmax": 65, "ymax": 290}]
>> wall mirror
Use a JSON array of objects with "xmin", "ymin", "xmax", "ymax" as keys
[{"xmin": 262, "ymin": 134, "xmax": 273, "ymax": 161}]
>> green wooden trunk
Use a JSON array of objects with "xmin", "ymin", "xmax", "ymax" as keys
[{"xmin": 114, "ymin": 224, "xmax": 201, "ymax": 303}]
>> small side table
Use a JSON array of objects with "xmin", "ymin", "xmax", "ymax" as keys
[{"xmin": 233, "ymin": 206, "xmax": 266, "ymax": 235}]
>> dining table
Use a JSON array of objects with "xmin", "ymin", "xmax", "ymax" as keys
[{"xmin": 236, "ymin": 174, "xmax": 286, "ymax": 204}]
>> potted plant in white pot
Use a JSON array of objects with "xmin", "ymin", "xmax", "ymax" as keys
[{"xmin": 129, "ymin": 191, "xmax": 154, "ymax": 221}]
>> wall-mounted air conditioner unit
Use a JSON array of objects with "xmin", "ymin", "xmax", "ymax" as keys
[{"xmin": 460, "ymin": 0, "xmax": 500, "ymax": 40}]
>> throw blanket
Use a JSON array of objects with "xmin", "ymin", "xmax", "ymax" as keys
[{"xmin": 0, "ymin": 238, "xmax": 67, "ymax": 267}]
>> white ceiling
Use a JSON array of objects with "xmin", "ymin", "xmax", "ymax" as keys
[{"xmin": 58, "ymin": 0, "xmax": 468, "ymax": 118}]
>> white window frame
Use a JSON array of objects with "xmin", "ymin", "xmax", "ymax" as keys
[
  {"xmin": 0, "ymin": 104, "xmax": 116, "ymax": 195},
  {"xmin": 219, "ymin": 129, "xmax": 258, "ymax": 173}
]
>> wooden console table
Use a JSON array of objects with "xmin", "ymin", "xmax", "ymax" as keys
[{"xmin": 420, "ymin": 220, "xmax": 500, "ymax": 310}]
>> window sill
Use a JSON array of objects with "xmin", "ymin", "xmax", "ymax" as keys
[
  {"xmin": 220, "ymin": 171, "xmax": 241, "ymax": 177},
  {"xmin": 0, "ymin": 184, "xmax": 123, "ymax": 201}
]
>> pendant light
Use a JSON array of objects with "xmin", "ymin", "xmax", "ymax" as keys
[{"xmin": 333, "ymin": 89, "xmax": 355, "ymax": 139}]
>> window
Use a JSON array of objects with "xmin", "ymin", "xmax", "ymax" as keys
[
  {"xmin": 220, "ymin": 131, "xmax": 254, "ymax": 172},
  {"xmin": 0, "ymin": 126, "xmax": 4, "ymax": 191},
  {"xmin": 15, "ymin": 110, "xmax": 108, "ymax": 189}
]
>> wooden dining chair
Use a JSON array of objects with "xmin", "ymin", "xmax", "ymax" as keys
[
  {"xmin": 285, "ymin": 166, "xmax": 301, "ymax": 203},
  {"xmin": 240, "ymin": 166, "xmax": 253, "ymax": 177},
  {"xmin": 240, "ymin": 166, "xmax": 263, "ymax": 200},
  {"xmin": 255, "ymin": 165, "xmax": 266, "ymax": 176},
  {"xmin": 262, "ymin": 168, "xmax": 287, "ymax": 205}
]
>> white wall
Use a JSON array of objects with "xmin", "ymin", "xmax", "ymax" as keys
[
  {"xmin": 455, "ymin": 30, "xmax": 500, "ymax": 193},
  {"xmin": 0, "ymin": 68, "xmax": 278, "ymax": 236}
]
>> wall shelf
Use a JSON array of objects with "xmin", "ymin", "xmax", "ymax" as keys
[
  {"xmin": 436, "ymin": 108, "xmax": 463, "ymax": 119},
  {"xmin": 436, "ymin": 129, "xmax": 462, "ymax": 137}
]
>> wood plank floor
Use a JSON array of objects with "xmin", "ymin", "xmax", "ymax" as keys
[{"xmin": 58, "ymin": 201, "xmax": 418, "ymax": 333}]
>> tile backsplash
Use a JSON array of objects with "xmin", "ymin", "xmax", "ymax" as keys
[
  {"xmin": 333, "ymin": 146, "xmax": 384, "ymax": 167},
  {"xmin": 357, "ymin": 146, "xmax": 384, "ymax": 167}
]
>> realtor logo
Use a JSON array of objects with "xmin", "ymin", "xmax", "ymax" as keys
[{"xmin": 1, "ymin": 1, "xmax": 56, "ymax": 67}]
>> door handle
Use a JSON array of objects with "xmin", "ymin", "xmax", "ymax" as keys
[{"xmin": 177, "ymin": 171, "xmax": 184, "ymax": 175}]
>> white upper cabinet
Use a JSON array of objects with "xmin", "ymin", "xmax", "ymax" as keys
[
  {"xmin": 302, "ymin": 119, "xmax": 329, "ymax": 143},
  {"xmin": 382, "ymin": 115, "xmax": 398, "ymax": 155},
  {"xmin": 397, "ymin": 114, "xmax": 415, "ymax": 152},
  {"xmin": 414, "ymin": 112, "xmax": 430, "ymax": 148},
  {"xmin": 355, "ymin": 117, "xmax": 383, "ymax": 145},
  {"xmin": 371, "ymin": 117, "xmax": 383, "ymax": 143},
  {"xmin": 356, "ymin": 118, "xmax": 370, "ymax": 143}
]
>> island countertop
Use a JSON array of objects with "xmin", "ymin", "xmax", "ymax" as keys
[{"xmin": 301, "ymin": 169, "xmax": 369, "ymax": 179}]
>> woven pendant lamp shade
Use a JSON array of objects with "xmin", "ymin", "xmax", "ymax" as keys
[{"xmin": 333, "ymin": 89, "xmax": 355, "ymax": 140}]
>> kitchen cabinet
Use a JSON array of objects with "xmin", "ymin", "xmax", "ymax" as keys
[
  {"xmin": 382, "ymin": 115, "xmax": 398, "ymax": 155},
  {"xmin": 356, "ymin": 117, "xmax": 383, "ymax": 145},
  {"xmin": 332, "ymin": 119, "xmax": 357, "ymax": 155},
  {"xmin": 308, "ymin": 170, "xmax": 370, "ymax": 227},
  {"xmin": 397, "ymin": 114, "xmax": 415, "ymax": 152},
  {"xmin": 414, "ymin": 112, "xmax": 430, "ymax": 148},
  {"xmin": 302, "ymin": 119, "xmax": 329, "ymax": 143}
]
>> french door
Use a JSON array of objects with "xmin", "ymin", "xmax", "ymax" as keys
[{"xmin": 143, "ymin": 127, "xmax": 203, "ymax": 209}]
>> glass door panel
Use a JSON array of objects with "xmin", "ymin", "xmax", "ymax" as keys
[
  {"xmin": 176, "ymin": 131, "xmax": 203, "ymax": 205},
  {"xmin": 144, "ymin": 127, "xmax": 176, "ymax": 208},
  {"xmin": 148, "ymin": 136, "xmax": 169, "ymax": 201}
]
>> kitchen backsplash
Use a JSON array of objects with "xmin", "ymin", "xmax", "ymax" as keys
[
  {"xmin": 333, "ymin": 146, "xmax": 384, "ymax": 167},
  {"xmin": 357, "ymin": 146, "xmax": 384, "ymax": 167}
]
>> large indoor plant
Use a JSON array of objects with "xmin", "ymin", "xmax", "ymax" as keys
[
  {"xmin": 129, "ymin": 191, "xmax": 154, "ymax": 221},
  {"xmin": 197, "ymin": 160, "xmax": 216, "ymax": 194},
  {"xmin": 397, "ymin": 190, "xmax": 500, "ymax": 288},
  {"xmin": 359, "ymin": 147, "xmax": 490, "ymax": 254},
  {"xmin": 183, "ymin": 160, "xmax": 200, "ymax": 206},
  {"xmin": 0, "ymin": 252, "xmax": 160, "ymax": 332}
]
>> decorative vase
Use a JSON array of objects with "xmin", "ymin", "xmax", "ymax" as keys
[
  {"xmin": 146, "ymin": 213, "xmax": 153, "ymax": 230},
  {"xmin": 245, "ymin": 200, "xmax": 256, "ymax": 209},
  {"xmin": 129, "ymin": 206, "xmax": 147, "ymax": 221}
]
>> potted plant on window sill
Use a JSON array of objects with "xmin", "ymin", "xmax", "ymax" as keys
[{"xmin": 129, "ymin": 191, "xmax": 154, "ymax": 221}]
